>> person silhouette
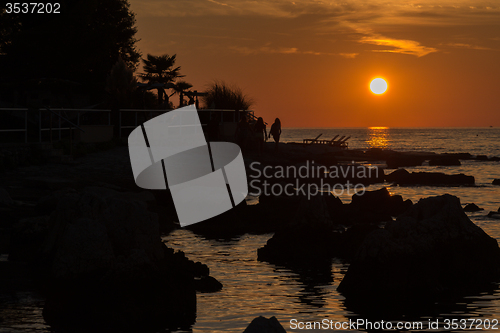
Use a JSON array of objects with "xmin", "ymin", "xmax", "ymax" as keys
[
  {"xmin": 253, "ymin": 117, "xmax": 267, "ymax": 155},
  {"xmin": 269, "ymin": 118, "xmax": 282, "ymax": 150}
]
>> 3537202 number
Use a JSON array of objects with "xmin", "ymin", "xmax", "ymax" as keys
[{"xmin": 5, "ymin": 3, "xmax": 61, "ymax": 14}]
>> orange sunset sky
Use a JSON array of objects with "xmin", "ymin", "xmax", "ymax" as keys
[{"xmin": 129, "ymin": 0, "xmax": 500, "ymax": 127}]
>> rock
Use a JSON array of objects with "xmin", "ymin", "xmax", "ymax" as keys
[
  {"xmin": 350, "ymin": 187, "xmax": 412, "ymax": 218},
  {"xmin": 463, "ymin": 203, "xmax": 483, "ymax": 212},
  {"xmin": 488, "ymin": 211, "xmax": 500, "ymax": 219},
  {"xmin": 476, "ymin": 155, "xmax": 489, "ymax": 161},
  {"xmin": 38, "ymin": 188, "xmax": 218, "ymax": 331},
  {"xmin": 243, "ymin": 316, "xmax": 287, "ymax": 333},
  {"xmin": 194, "ymin": 276, "xmax": 223, "ymax": 293},
  {"xmin": 23, "ymin": 176, "xmax": 76, "ymax": 190},
  {"xmin": 388, "ymin": 171, "xmax": 474, "ymax": 186},
  {"xmin": 0, "ymin": 187, "xmax": 14, "ymax": 207},
  {"xmin": 338, "ymin": 195, "xmax": 500, "ymax": 308},
  {"xmin": 490, "ymin": 156, "xmax": 500, "ymax": 162},
  {"xmin": 385, "ymin": 168, "xmax": 410, "ymax": 183},
  {"xmin": 8, "ymin": 216, "xmax": 50, "ymax": 262},
  {"xmin": 386, "ymin": 154, "xmax": 425, "ymax": 169},
  {"xmin": 35, "ymin": 188, "xmax": 78, "ymax": 215},
  {"xmin": 258, "ymin": 192, "xmax": 386, "ymax": 265},
  {"xmin": 258, "ymin": 194, "xmax": 341, "ymax": 266},
  {"xmin": 493, "ymin": 179, "xmax": 500, "ymax": 186},
  {"xmin": 429, "ymin": 157, "xmax": 461, "ymax": 166}
]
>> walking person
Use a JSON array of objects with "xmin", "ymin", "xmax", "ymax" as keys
[
  {"xmin": 269, "ymin": 118, "xmax": 282, "ymax": 150},
  {"xmin": 253, "ymin": 117, "xmax": 267, "ymax": 155}
]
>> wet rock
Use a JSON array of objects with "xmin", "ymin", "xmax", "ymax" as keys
[
  {"xmin": 257, "ymin": 193, "xmax": 385, "ymax": 265},
  {"xmin": 386, "ymin": 154, "xmax": 425, "ymax": 169},
  {"xmin": 493, "ymin": 179, "xmax": 500, "ymax": 186},
  {"xmin": 429, "ymin": 156, "xmax": 461, "ymax": 166},
  {"xmin": 387, "ymin": 170, "xmax": 474, "ymax": 186},
  {"xmin": 8, "ymin": 216, "xmax": 50, "ymax": 262},
  {"xmin": 258, "ymin": 194, "xmax": 341, "ymax": 266},
  {"xmin": 35, "ymin": 188, "xmax": 77, "ymax": 215},
  {"xmin": 0, "ymin": 187, "xmax": 14, "ymax": 207},
  {"xmin": 194, "ymin": 276, "xmax": 223, "ymax": 293},
  {"xmin": 350, "ymin": 187, "xmax": 412, "ymax": 218},
  {"xmin": 488, "ymin": 208, "xmax": 500, "ymax": 219},
  {"xmin": 338, "ymin": 194, "xmax": 500, "ymax": 308},
  {"xmin": 463, "ymin": 203, "xmax": 483, "ymax": 212},
  {"xmin": 243, "ymin": 316, "xmax": 287, "ymax": 333},
  {"xmin": 385, "ymin": 168, "xmax": 410, "ymax": 183},
  {"xmin": 38, "ymin": 188, "xmax": 217, "ymax": 331},
  {"xmin": 335, "ymin": 224, "xmax": 380, "ymax": 260},
  {"xmin": 23, "ymin": 176, "xmax": 76, "ymax": 190}
]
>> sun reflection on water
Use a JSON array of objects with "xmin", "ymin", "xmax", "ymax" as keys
[{"xmin": 367, "ymin": 127, "xmax": 389, "ymax": 149}]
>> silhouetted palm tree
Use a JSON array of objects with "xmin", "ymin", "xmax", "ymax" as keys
[{"xmin": 138, "ymin": 54, "xmax": 184, "ymax": 107}]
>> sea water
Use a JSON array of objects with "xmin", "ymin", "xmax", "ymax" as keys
[
  {"xmin": 1, "ymin": 128, "xmax": 499, "ymax": 332},
  {"xmin": 164, "ymin": 127, "xmax": 500, "ymax": 333}
]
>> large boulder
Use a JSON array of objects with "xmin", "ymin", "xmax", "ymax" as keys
[
  {"xmin": 257, "ymin": 194, "xmax": 341, "ymax": 266},
  {"xmin": 257, "ymin": 192, "xmax": 385, "ymax": 265},
  {"xmin": 386, "ymin": 170, "xmax": 474, "ymax": 186},
  {"xmin": 9, "ymin": 216, "xmax": 50, "ymax": 262},
  {"xmin": 37, "ymin": 187, "xmax": 215, "ymax": 331},
  {"xmin": 386, "ymin": 154, "xmax": 425, "ymax": 169},
  {"xmin": 429, "ymin": 156, "xmax": 461, "ymax": 166},
  {"xmin": 243, "ymin": 316, "xmax": 287, "ymax": 333},
  {"xmin": 338, "ymin": 195, "xmax": 500, "ymax": 308},
  {"xmin": 463, "ymin": 203, "xmax": 483, "ymax": 212},
  {"xmin": 349, "ymin": 187, "xmax": 412, "ymax": 219},
  {"xmin": 488, "ymin": 207, "xmax": 500, "ymax": 219}
]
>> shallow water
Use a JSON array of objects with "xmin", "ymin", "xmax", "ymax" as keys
[{"xmin": 163, "ymin": 222, "xmax": 500, "ymax": 333}]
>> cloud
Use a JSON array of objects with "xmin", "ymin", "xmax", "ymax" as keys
[
  {"xmin": 229, "ymin": 45, "xmax": 299, "ymax": 55},
  {"xmin": 229, "ymin": 45, "xmax": 356, "ymax": 57},
  {"xmin": 359, "ymin": 35, "xmax": 438, "ymax": 57},
  {"xmin": 443, "ymin": 42, "xmax": 491, "ymax": 50},
  {"xmin": 339, "ymin": 53, "xmax": 359, "ymax": 58}
]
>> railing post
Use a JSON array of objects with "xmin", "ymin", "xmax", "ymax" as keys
[
  {"xmin": 38, "ymin": 109, "xmax": 41, "ymax": 143},
  {"xmin": 119, "ymin": 110, "xmax": 121, "ymax": 138},
  {"xmin": 70, "ymin": 125, "xmax": 73, "ymax": 156},
  {"xmin": 58, "ymin": 109, "xmax": 61, "ymax": 140},
  {"xmin": 50, "ymin": 112, "xmax": 53, "ymax": 144},
  {"xmin": 25, "ymin": 109, "xmax": 28, "ymax": 143}
]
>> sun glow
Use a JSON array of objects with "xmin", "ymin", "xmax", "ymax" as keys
[{"xmin": 370, "ymin": 78, "xmax": 388, "ymax": 94}]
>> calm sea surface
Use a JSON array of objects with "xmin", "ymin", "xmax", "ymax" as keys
[
  {"xmin": 1, "ymin": 128, "xmax": 499, "ymax": 332},
  {"xmin": 164, "ymin": 128, "xmax": 500, "ymax": 333}
]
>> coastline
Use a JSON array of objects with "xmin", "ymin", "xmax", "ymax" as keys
[{"xmin": 0, "ymin": 136, "xmax": 499, "ymax": 332}]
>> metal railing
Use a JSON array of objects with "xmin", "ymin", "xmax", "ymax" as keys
[{"xmin": 0, "ymin": 107, "xmax": 255, "ymax": 143}]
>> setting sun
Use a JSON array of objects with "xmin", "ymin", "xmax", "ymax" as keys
[{"xmin": 370, "ymin": 78, "xmax": 388, "ymax": 95}]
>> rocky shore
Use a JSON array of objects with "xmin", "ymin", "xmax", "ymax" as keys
[{"xmin": 1, "ymin": 140, "xmax": 499, "ymax": 331}]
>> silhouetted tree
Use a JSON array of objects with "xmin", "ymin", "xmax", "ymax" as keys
[
  {"xmin": 138, "ymin": 54, "xmax": 184, "ymax": 107},
  {"xmin": 204, "ymin": 81, "xmax": 253, "ymax": 110},
  {"xmin": 106, "ymin": 58, "xmax": 137, "ymax": 109},
  {"xmin": 0, "ymin": 0, "xmax": 140, "ymax": 90},
  {"xmin": 172, "ymin": 81, "xmax": 193, "ymax": 108},
  {"xmin": 106, "ymin": 58, "xmax": 136, "ymax": 136}
]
